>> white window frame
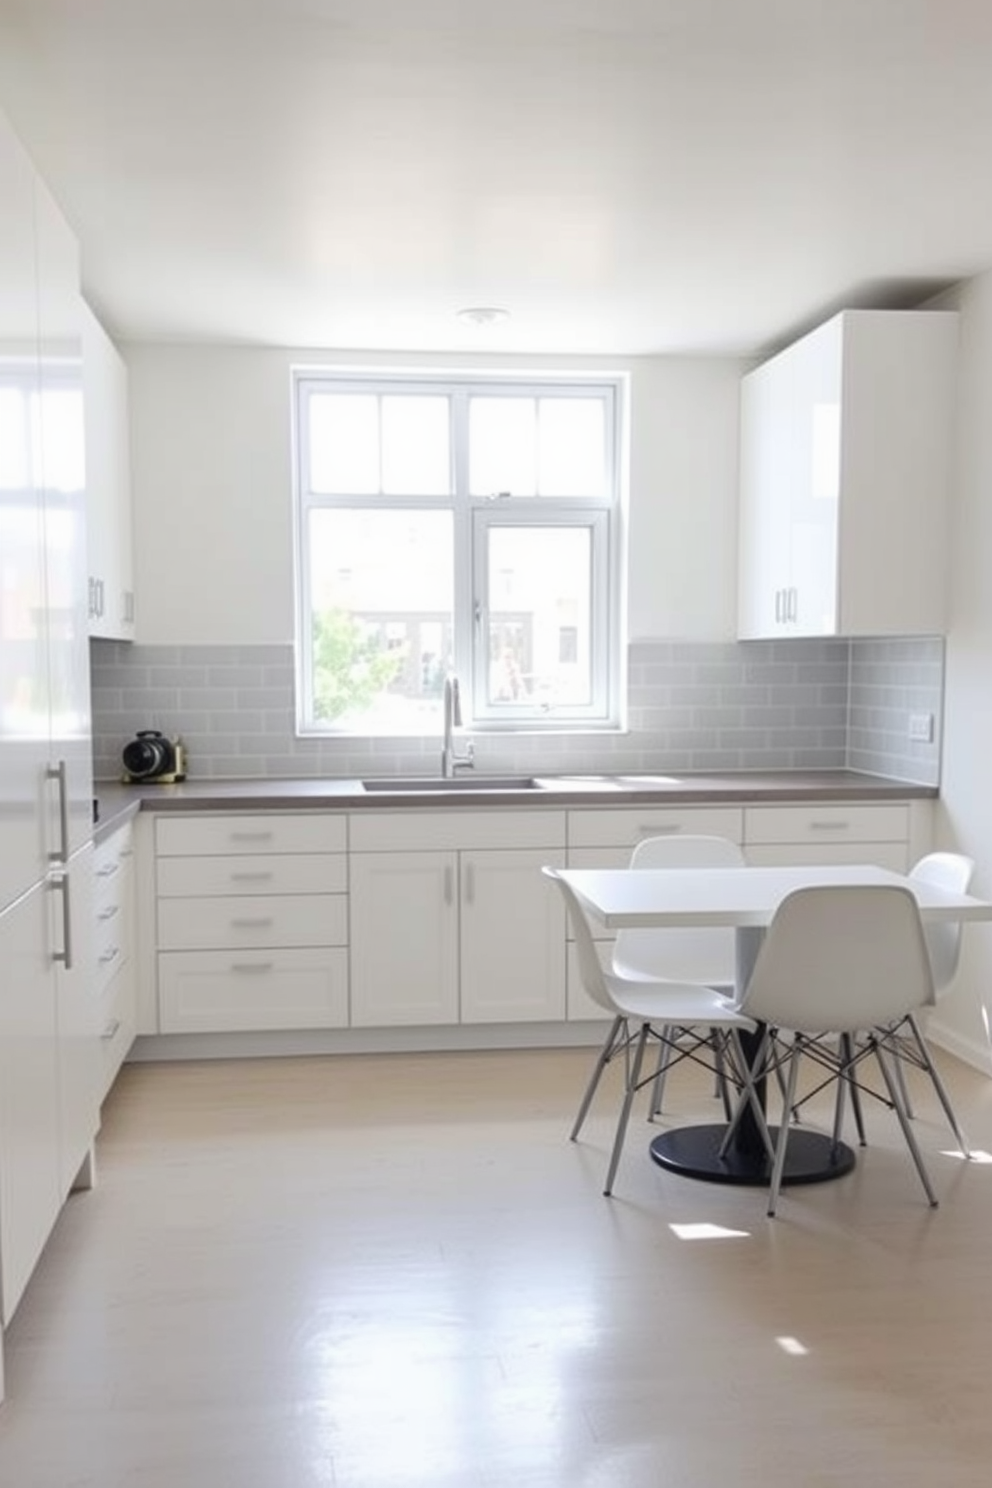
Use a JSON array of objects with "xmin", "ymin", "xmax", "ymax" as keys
[{"xmin": 292, "ymin": 369, "xmax": 624, "ymax": 734}]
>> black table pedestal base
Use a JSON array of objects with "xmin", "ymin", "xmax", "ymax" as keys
[{"xmin": 649, "ymin": 1124, "xmax": 856, "ymax": 1187}]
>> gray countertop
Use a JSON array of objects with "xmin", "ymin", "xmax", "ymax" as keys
[{"xmin": 92, "ymin": 769, "xmax": 936, "ymax": 844}]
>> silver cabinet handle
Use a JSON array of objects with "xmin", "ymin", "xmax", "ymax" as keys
[
  {"xmin": 774, "ymin": 588, "xmax": 782, "ymax": 623},
  {"xmin": 98, "ymin": 903, "xmax": 120, "ymax": 922},
  {"xmin": 97, "ymin": 860, "xmax": 121, "ymax": 879},
  {"xmin": 444, "ymin": 865, "xmax": 454, "ymax": 905},
  {"xmin": 229, "ymin": 830, "xmax": 273, "ymax": 842},
  {"xmin": 231, "ymin": 961, "xmax": 274, "ymax": 974},
  {"xmin": 101, "ymin": 1018, "xmax": 121, "ymax": 1041},
  {"xmin": 637, "ymin": 824, "xmax": 679, "ymax": 837},
  {"xmin": 809, "ymin": 820, "xmax": 848, "ymax": 831},
  {"xmin": 50, "ymin": 873, "xmax": 72, "ymax": 968},
  {"xmin": 46, "ymin": 759, "xmax": 69, "ymax": 863},
  {"xmin": 788, "ymin": 587, "xmax": 798, "ymax": 622},
  {"xmin": 464, "ymin": 862, "xmax": 475, "ymax": 905},
  {"xmin": 98, "ymin": 945, "xmax": 120, "ymax": 967},
  {"xmin": 229, "ymin": 871, "xmax": 274, "ymax": 883},
  {"xmin": 230, "ymin": 916, "xmax": 274, "ymax": 928}
]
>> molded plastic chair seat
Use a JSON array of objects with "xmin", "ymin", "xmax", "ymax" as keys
[
  {"xmin": 543, "ymin": 866, "xmax": 758, "ymax": 1196},
  {"xmin": 723, "ymin": 884, "xmax": 940, "ymax": 1216}
]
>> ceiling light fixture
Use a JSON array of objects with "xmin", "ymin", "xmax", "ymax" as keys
[{"xmin": 456, "ymin": 306, "xmax": 510, "ymax": 326}]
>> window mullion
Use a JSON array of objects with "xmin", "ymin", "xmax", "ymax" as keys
[{"xmin": 451, "ymin": 389, "xmax": 474, "ymax": 699}]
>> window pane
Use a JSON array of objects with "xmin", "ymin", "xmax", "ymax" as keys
[
  {"xmin": 381, "ymin": 396, "xmax": 450, "ymax": 495},
  {"xmin": 469, "ymin": 397, "xmax": 536, "ymax": 496},
  {"xmin": 486, "ymin": 526, "xmax": 592, "ymax": 707},
  {"xmin": 308, "ymin": 508, "xmax": 453, "ymax": 728},
  {"xmin": 538, "ymin": 398, "xmax": 606, "ymax": 496},
  {"xmin": 308, "ymin": 393, "xmax": 379, "ymax": 494}
]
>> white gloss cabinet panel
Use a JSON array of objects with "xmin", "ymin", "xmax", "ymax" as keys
[
  {"xmin": 54, "ymin": 842, "xmax": 100, "ymax": 1198},
  {"xmin": 737, "ymin": 308, "xmax": 958, "ymax": 640},
  {"xmin": 82, "ymin": 301, "xmax": 134, "ymax": 639},
  {"xmin": 93, "ymin": 824, "xmax": 137, "ymax": 1100},
  {"xmin": 0, "ymin": 883, "xmax": 62, "ymax": 1326}
]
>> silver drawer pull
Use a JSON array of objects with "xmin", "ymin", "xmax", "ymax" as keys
[
  {"xmin": 99, "ymin": 945, "xmax": 120, "ymax": 967},
  {"xmin": 98, "ymin": 904, "xmax": 120, "ymax": 922},
  {"xmin": 808, "ymin": 821, "xmax": 849, "ymax": 831},
  {"xmin": 230, "ymin": 961, "xmax": 274, "ymax": 974},
  {"xmin": 230, "ymin": 916, "xmax": 273, "ymax": 928},
  {"xmin": 229, "ymin": 871, "xmax": 274, "ymax": 882},
  {"xmin": 637, "ymin": 824, "xmax": 679, "ymax": 837},
  {"xmin": 229, "ymin": 831, "xmax": 274, "ymax": 842},
  {"xmin": 101, "ymin": 1018, "xmax": 121, "ymax": 1041},
  {"xmin": 97, "ymin": 861, "xmax": 120, "ymax": 879}
]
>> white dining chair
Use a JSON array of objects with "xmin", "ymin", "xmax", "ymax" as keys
[
  {"xmin": 721, "ymin": 884, "xmax": 940, "ymax": 1217},
  {"xmin": 543, "ymin": 866, "xmax": 759, "ymax": 1196},
  {"xmin": 886, "ymin": 852, "xmax": 976, "ymax": 1151},
  {"xmin": 612, "ymin": 834, "xmax": 745, "ymax": 1117}
]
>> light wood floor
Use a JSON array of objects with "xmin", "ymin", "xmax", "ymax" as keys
[{"xmin": 3, "ymin": 1043, "xmax": 992, "ymax": 1486}]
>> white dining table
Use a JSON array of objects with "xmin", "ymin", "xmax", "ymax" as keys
[{"xmin": 557, "ymin": 862, "xmax": 992, "ymax": 1187}]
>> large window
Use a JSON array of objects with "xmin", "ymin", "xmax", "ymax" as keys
[{"xmin": 293, "ymin": 372, "xmax": 623, "ymax": 734}]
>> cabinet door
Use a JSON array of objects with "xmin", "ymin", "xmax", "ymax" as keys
[
  {"xmin": 34, "ymin": 177, "xmax": 93, "ymax": 860},
  {"xmin": 737, "ymin": 356, "xmax": 793, "ymax": 638},
  {"xmin": 0, "ymin": 883, "xmax": 62, "ymax": 1325},
  {"xmin": 82, "ymin": 302, "xmax": 134, "ymax": 639},
  {"xmin": 349, "ymin": 852, "xmax": 459, "ymax": 1026},
  {"xmin": 460, "ymin": 849, "xmax": 566, "ymax": 1023},
  {"xmin": 787, "ymin": 317, "xmax": 841, "ymax": 635},
  {"xmin": 0, "ymin": 117, "xmax": 49, "ymax": 912},
  {"xmin": 54, "ymin": 841, "xmax": 100, "ymax": 1197}
]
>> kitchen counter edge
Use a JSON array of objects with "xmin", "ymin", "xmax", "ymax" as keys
[{"xmin": 91, "ymin": 771, "xmax": 937, "ymax": 843}]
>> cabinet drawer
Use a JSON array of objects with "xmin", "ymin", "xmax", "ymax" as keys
[
  {"xmin": 746, "ymin": 842, "xmax": 909, "ymax": 871},
  {"xmin": 348, "ymin": 809, "xmax": 566, "ymax": 853},
  {"xmin": 158, "ymin": 948, "xmax": 349, "ymax": 1032},
  {"xmin": 568, "ymin": 807, "xmax": 743, "ymax": 850},
  {"xmin": 155, "ymin": 813, "xmax": 346, "ymax": 857},
  {"xmin": 157, "ymin": 853, "xmax": 347, "ymax": 897},
  {"xmin": 157, "ymin": 894, "xmax": 347, "ymax": 950},
  {"xmin": 744, "ymin": 803, "xmax": 908, "ymax": 846}
]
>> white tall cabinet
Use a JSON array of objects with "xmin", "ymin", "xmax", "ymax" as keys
[
  {"xmin": 737, "ymin": 309, "xmax": 958, "ymax": 639},
  {"xmin": 0, "ymin": 106, "xmax": 98, "ymax": 1365}
]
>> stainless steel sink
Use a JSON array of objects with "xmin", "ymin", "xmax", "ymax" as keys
[{"xmin": 361, "ymin": 775, "xmax": 543, "ymax": 792}]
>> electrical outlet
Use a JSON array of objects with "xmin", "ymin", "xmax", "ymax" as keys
[{"xmin": 908, "ymin": 712, "xmax": 935, "ymax": 743}]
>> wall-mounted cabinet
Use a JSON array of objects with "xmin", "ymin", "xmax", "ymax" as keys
[
  {"xmin": 82, "ymin": 301, "xmax": 134, "ymax": 639},
  {"xmin": 737, "ymin": 309, "xmax": 958, "ymax": 639}
]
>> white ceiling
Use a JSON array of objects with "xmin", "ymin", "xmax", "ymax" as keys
[{"xmin": 2, "ymin": 0, "xmax": 992, "ymax": 358}]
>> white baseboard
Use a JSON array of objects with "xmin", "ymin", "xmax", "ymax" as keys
[{"xmin": 926, "ymin": 1016, "xmax": 992, "ymax": 1077}]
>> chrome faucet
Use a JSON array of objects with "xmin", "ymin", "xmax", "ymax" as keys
[{"xmin": 441, "ymin": 673, "xmax": 475, "ymax": 778}]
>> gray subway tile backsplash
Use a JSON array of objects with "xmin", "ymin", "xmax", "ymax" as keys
[{"xmin": 90, "ymin": 635, "xmax": 944, "ymax": 786}]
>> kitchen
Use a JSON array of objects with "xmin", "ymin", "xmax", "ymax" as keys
[{"xmin": 4, "ymin": 3, "xmax": 992, "ymax": 1482}]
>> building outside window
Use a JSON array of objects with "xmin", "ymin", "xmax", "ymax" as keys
[{"xmin": 292, "ymin": 371, "xmax": 624, "ymax": 734}]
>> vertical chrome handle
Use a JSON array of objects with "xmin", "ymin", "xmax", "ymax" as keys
[
  {"xmin": 788, "ymin": 587, "xmax": 798, "ymax": 622},
  {"xmin": 47, "ymin": 759, "xmax": 69, "ymax": 863},
  {"xmin": 444, "ymin": 865, "xmax": 454, "ymax": 905},
  {"xmin": 774, "ymin": 588, "xmax": 782, "ymax": 623},
  {"xmin": 464, "ymin": 862, "xmax": 475, "ymax": 905},
  {"xmin": 51, "ymin": 873, "xmax": 73, "ymax": 969}
]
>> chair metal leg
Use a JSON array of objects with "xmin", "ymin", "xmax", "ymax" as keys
[
  {"xmin": 571, "ymin": 1015, "xmax": 624, "ymax": 1141},
  {"xmin": 836, "ymin": 1032, "xmax": 867, "ymax": 1147},
  {"xmin": 648, "ymin": 1026, "xmax": 676, "ymax": 1117},
  {"xmin": 604, "ymin": 1022, "xmax": 651, "ymax": 1197},
  {"xmin": 767, "ymin": 1041, "xmax": 803, "ymax": 1217},
  {"xmin": 906, "ymin": 1012, "xmax": 971, "ymax": 1157},
  {"xmin": 870, "ymin": 1037, "xmax": 938, "ymax": 1208},
  {"xmin": 892, "ymin": 1041, "xmax": 915, "ymax": 1118}
]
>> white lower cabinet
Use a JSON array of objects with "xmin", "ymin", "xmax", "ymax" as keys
[
  {"xmin": 153, "ymin": 813, "xmax": 349, "ymax": 1033},
  {"xmin": 93, "ymin": 822, "xmax": 137, "ymax": 1100},
  {"xmin": 348, "ymin": 811, "xmax": 567, "ymax": 1027}
]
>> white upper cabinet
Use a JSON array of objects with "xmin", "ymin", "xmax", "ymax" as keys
[
  {"xmin": 82, "ymin": 301, "xmax": 134, "ymax": 639},
  {"xmin": 737, "ymin": 309, "xmax": 959, "ymax": 639}
]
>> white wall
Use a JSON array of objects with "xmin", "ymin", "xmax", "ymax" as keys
[
  {"xmin": 125, "ymin": 345, "xmax": 744, "ymax": 646},
  {"xmin": 927, "ymin": 270, "xmax": 992, "ymax": 1073}
]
